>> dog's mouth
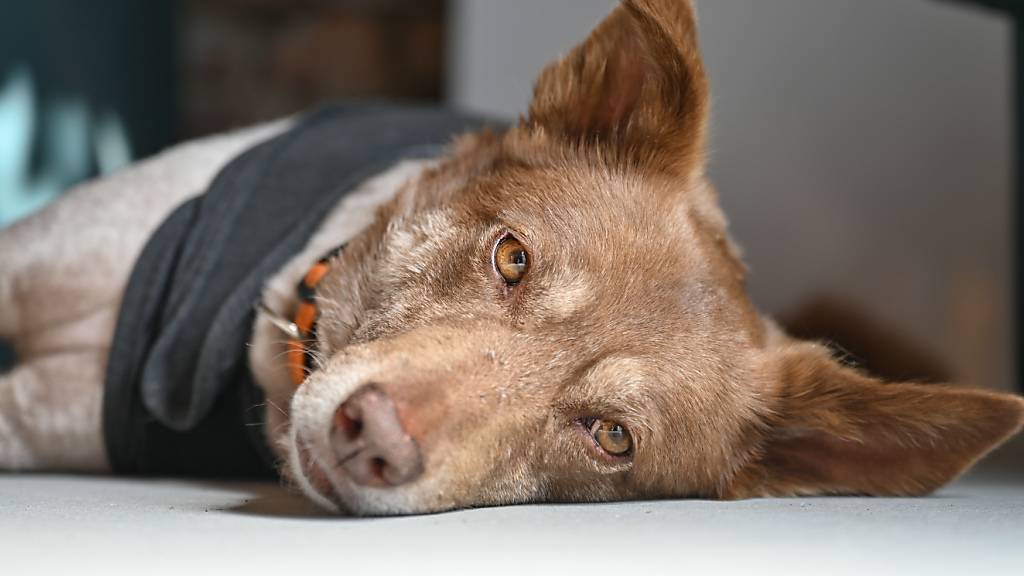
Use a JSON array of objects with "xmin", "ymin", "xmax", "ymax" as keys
[
  {"xmin": 291, "ymin": 434, "xmax": 346, "ymax": 512},
  {"xmin": 299, "ymin": 442, "xmax": 332, "ymax": 495}
]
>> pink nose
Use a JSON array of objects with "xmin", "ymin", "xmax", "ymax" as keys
[{"xmin": 330, "ymin": 385, "xmax": 423, "ymax": 487}]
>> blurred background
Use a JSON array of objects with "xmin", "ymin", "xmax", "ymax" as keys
[{"xmin": 0, "ymin": 0, "xmax": 1016, "ymax": 393}]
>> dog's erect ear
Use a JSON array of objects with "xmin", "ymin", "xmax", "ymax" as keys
[
  {"xmin": 526, "ymin": 0, "xmax": 709, "ymax": 172},
  {"xmin": 726, "ymin": 342, "xmax": 1024, "ymax": 498}
]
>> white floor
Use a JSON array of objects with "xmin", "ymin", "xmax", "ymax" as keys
[{"xmin": 3, "ymin": 461, "xmax": 1023, "ymax": 575}]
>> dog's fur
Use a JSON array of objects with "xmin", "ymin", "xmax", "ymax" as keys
[{"xmin": 2, "ymin": 0, "xmax": 1023, "ymax": 515}]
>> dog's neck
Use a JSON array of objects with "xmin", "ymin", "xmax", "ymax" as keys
[{"xmin": 248, "ymin": 158, "xmax": 436, "ymax": 452}]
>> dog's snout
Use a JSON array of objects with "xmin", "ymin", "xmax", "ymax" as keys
[{"xmin": 331, "ymin": 385, "xmax": 423, "ymax": 487}]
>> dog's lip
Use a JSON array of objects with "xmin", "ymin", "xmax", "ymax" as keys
[{"xmin": 297, "ymin": 437, "xmax": 342, "ymax": 502}]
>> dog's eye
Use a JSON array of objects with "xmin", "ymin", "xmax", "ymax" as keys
[
  {"xmin": 493, "ymin": 234, "xmax": 529, "ymax": 284},
  {"xmin": 589, "ymin": 419, "xmax": 633, "ymax": 456}
]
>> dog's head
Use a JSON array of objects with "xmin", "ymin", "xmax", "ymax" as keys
[{"xmin": 285, "ymin": 0, "xmax": 1024, "ymax": 514}]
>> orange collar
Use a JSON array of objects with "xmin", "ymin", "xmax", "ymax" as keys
[{"xmin": 283, "ymin": 246, "xmax": 343, "ymax": 387}]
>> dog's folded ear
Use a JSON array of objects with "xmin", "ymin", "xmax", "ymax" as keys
[
  {"xmin": 526, "ymin": 0, "xmax": 709, "ymax": 173},
  {"xmin": 725, "ymin": 342, "xmax": 1024, "ymax": 498}
]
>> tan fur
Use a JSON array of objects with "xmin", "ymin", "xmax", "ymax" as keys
[
  {"xmin": 278, "ymin": 0, "xmax": 1024, "ymax": 514},
  {"xmin": 2, "ymin": 0, "xmax": 1022, "ymax": 515}
]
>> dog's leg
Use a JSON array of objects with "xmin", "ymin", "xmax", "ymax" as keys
[
  {"xmin": 0, "ymin": 350, "xmax": 108, "ymax": 471},
  {"xmin": 0, "ymin": 202, "xmax": 131, "ymax": 472},
  {"xmin": 0, "ymin": 203, "xmax": 137, "ymax": 343}
]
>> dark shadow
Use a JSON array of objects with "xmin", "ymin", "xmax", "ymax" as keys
[
  {"xmin": 0, "ymin": 339, "xmax": 14, "ymax": 374},
  {"xmin": 967, "ymin": 434, "xmax": 1024, "ymax": 478},
  {"xmin": 209, "ymin": 480, "xmax": 347, "ymax": 520},
  {"xmin": 781, "ymin": 296, "xmax": 950, "ymax": 384}
]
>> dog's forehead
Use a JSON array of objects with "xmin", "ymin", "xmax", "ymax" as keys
[{"xmin": 479, "ymin": 164, "xmax": 710, "ymax": 276}]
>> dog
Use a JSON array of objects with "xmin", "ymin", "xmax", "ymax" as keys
[{"xmin": 2, "ymin": 0, "xmax": 1022, "ymax": 515}]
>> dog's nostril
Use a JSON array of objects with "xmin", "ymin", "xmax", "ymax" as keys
[
  {"xmin": 370, "ymin": 457, "xmax": 387, "ymax": 482},
  {"xmin": 333, "ymin": 404, "xmax": 362, "ymax": 439},
  {"xmin": 329, "ymin": 385, "xmax": 424, "ymax": 487}
]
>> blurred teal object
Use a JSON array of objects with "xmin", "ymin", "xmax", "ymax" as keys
[
  {"xmin": 0, "ymin": 0, "xmax": 175, "ymax": 227},
  {"xmin": 0, "ymin": 66, "xmax": 132, "ymax": 226},
  {"xmin": 0, "ymin": 66, "xmax": 45, "ymax": 226}
]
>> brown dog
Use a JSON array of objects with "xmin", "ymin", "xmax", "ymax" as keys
[{"xmin": 1, "ymin": 0, "xmax": 1022, "ymax": 515}]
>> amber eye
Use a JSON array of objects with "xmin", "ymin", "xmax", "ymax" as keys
[
  {"xmin": 493, "ymin": 234, "xmax": 529, "ymax": 284},
  {"xmin": 589, "ymin": 419, "xmax": 633, "ymax": 456}
]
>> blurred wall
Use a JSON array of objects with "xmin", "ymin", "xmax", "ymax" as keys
[
  {"xmin": 448, "ymin": 0, "xmax": 1014, "ymax": 391},
  {"xmin": 180, "ymin": 0, "xmax": 445, "ymax": 137},
  {"xmin": 1, "ymin": 0, "xmax": 446, "ymax": 225}
]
